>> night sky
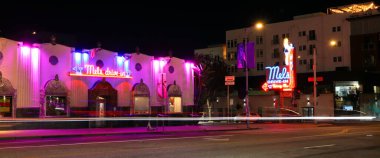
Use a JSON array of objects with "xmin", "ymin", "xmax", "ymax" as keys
[{"xmin": 0, "ymin": 0, "xmax": 378, "ymax": 59}]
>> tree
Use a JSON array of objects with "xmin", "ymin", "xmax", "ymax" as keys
[{"xmin": 194, "ymin": 54, "xmax": 229, "ymax": 117}]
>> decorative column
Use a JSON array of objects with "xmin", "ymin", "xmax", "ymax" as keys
[{"xmin": 16, "ymin": 43, "xmax": 40, "ymax": 117}]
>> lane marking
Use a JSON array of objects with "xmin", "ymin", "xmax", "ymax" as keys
[
  {"xmin": 304, "ymin": 144, "xmax": 335, "ymax": 149},
  {"xmin": 203, "ymin": 137, "xmax": 230, "ymax": 141},
  {"xmin": 0, "ymin": 134, "xmax": 234, "ymax": 150}
]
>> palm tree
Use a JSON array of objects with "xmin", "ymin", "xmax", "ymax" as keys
[{"xmin": 194, "ymin": 54, "xmax": 229, "ymax": 118}]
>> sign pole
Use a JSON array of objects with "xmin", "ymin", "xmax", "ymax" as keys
[
  {"xmin": 227, "ymin": 85, "xmax": 229, "ymax": 123},
  {"xmin": 313, "ymin": 47, "xmax": 317, "ymax": 122},
  {"xmin": 225, "ymin": 76, "xmax": 235, "ymax": 123}
]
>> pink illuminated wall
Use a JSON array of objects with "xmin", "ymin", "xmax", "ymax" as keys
[{"xmin": 17, "ymin": 44, "xmax": 40, "ymax": 108}]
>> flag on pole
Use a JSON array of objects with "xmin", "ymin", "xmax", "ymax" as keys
[{"xmin": 237, "ymin": 42, "xmax": 255, "ymax": 69}]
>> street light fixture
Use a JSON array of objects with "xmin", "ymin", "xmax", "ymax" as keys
[
  {"xmin": 329, "ymin": 40, "xmax": 337, "ymax": 47},
  {"xmin": 255, "ymin": 22, "xmax": 264, "ymax": 30},
  {"xmin": 244, "ymin": 22, "xmax": 264, "ymax": 128}
]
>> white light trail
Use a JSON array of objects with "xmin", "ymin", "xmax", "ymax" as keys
[{"xmin": 0, "ymin": 116, "xmax": 375, "ymax": 123}]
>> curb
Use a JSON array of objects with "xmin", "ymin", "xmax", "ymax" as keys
[{"xmin": 0, "ymin": 127, "xmax": 260, "ymax": 141}]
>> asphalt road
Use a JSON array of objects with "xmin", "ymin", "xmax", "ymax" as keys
[{"xmin": 0, "ymin": 122, "xmax": 379, "ymax": 158}]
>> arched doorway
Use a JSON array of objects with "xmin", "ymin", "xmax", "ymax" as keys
[
  {"xmin": 167, "ymin": 81, "xmax": 182, "ymax": 113},
  {"xmin": 43, "ymin": 74, "xmax": 68, "ymax": 117},
  {"xmin": 0, "ymin": 71, "xmax": 16, "ymax": 117},
  {"xmin": 132, "ymin": 79, "xmax": 150, "ymax": 114},
  {"xmin": 88, "ymin": 79, "xmax": 117, "ymax": 117}
]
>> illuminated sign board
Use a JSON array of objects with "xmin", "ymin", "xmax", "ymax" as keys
[
  {"xmin": 69, "ymin": 64, "xmax": 132, "ymax": 79},
  {"xmin": 262, "ymin": 38, "xmax": 296, "ymax": 92}
]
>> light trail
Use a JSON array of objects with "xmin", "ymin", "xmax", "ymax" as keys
[{"xmin": 0, "ymin": 116, "xmax": 375, "ymax": 123}]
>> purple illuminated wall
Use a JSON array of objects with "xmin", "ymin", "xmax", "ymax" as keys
[{"xmin": 17, "ymin": 44, "xmax": 40, "ymax": 108}]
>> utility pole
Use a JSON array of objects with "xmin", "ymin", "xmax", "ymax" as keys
[{"xmin": 245, "ymin": 29, "xmax": 250, "ymax": 128}]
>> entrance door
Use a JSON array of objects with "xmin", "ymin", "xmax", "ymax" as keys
[
  {"xmin": 302, "ymin": 107, "xmax": 314, "ymax": 117},
  {"xmin": 88, "ymin": 80, "xmax": 118, "ymax": 117},
  {"xmin": 169, "ymin": 97, "xmax": 182, "ymax": 113},
  {"xmin": 96, "ymin": 96, "xmax": 106, "ymax": 117}
]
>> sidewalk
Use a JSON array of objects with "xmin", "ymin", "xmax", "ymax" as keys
[{"xmin": 0, "ymin": 123, "xmax": 256, "ymax": 140}]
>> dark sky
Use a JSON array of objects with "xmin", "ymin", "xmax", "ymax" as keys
[{"xmin": 0, "ymin": 0, "xmax": 378, "ymax": 59}]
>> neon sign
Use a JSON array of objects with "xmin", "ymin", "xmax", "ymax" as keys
[
  {"xmin": 69, "ymin": 64, "xmax": 132, "ymax": 79},
  {"xmin": 262, "ymin": 38, "xmax": 296, "ymax": 92}
]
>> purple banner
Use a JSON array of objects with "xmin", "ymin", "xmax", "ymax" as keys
[
  {"xmin": 237, "ymin": 43, "xmax": 245, "ymax": 68},
  {"xmin": 237, "ymin": 42, "xmax": 255, "ymax": 69}
]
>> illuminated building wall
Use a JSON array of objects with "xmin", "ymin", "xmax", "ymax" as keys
[{"xmin": 0, "ymin": 37, "xmax": 195, "ymax": 117}]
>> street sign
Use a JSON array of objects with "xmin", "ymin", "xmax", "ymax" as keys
[
  {"xmin": 225, "ymin": 81, "xmax": 235, "ymax": 85},
  {"xmin": 225, "ymin": 76, "xmax": 235, "ymax": 82},
  {"xmin": 308, "ymin": 77, "xmax": 323, "ymax": 82}
]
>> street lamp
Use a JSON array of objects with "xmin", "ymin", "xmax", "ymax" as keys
[
  {"xmin": 255, "ymin": 22, "xmax": 264, "ymax": 30},
  {"xmin": 244, "ymin": 22, "xmax": 264, "ymax": 128}
]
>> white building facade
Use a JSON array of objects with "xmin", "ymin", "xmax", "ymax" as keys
[{"xmin": 0, "ymin": 38, "xmax": 195, "ymax": 118}]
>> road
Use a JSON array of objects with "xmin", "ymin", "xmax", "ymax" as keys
[{"xmin": 0, "ymin": 122, "xmax": 379, "ymax": 158}]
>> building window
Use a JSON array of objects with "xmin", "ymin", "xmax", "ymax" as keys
[
  {"xmin": 332, "ymin": 27, "xmax": 336, "ymax": 32},
  {"xmin": 256, "ymin": 49, "xmax": 263, "ymax": 58},
  {"xmin": 227, "ymin": 52, "xmax": 231, "ymax": 60},
  {"xmin": 298, "ymin": 32, "xmax": 302, "ymax": 37},
  {"xmin": 231, "ymin": 52, "xmax": 236, "ymax": 60},
  {"xmin": 234, "ymin": 39, "xmax": 237, "ymax": 47},
  {"xmin": 257, "ymin": 62, "xmax": 264, "ymax": 71},
  {"xmin": 303, "ymin": 59, "xmax": 307, "ymax": 65},
  {"xmin": 45, "ymin": 96, "xmax": 67, "ymax": 117},
  {"xmin": 272, "ymin": 35, "xmax": 279, "ymax": 44},
  {"xmin": 256, "ymin": 36, "xmax": 263, "ymax": 44},
  {"xmin": 169, "ymin": 66, "xmax": 175, "ymax": 73},
  {"xmin": 135, "ymin": 63, "xmax": 142, "ymax": 71},
  {"xmin": 302, "ymin": 31, "xmax": 306, "ymax": 36},
  {"xmin": 299, "ymin": 46, "xmax": 303, "ymax": 51},
  {"xmin": 309, "ymin": 30, "xmax": 316, "ymax": 40},
  {"xmin": 334, "ymin": 56, "xmax": 342, "ymax": 62},
  {"xmin": 299, "ymin": 60, "xmax": 303, "ymax": 65},
  {"xmin": 227, "ymin": 40, "xmax": 231, "ymax": 48},
  {"xmin": 337, "ymin": 26, "xmax": 341, "ymax": 32},
  {"xmin": 0, "ymin": 96, "xmax": 12, "ymax": 117},
  {"xmin": 96, "ymin": 60, "xmax": 104, "ymax": 68},
  {"xmin": 49, "ymin": 56, "xmax": 59, "ymax": 65},
  {"xmin": 309, "ymin": 44, "xmax": 316, "ymax": 55},
  {"xmin": 272, "ymin": 48, "xmax": 280, "ymax": 58},
  {"xmin": 309, "ymin": 59, "xmax": 313, "ymax": 70},
  {"xmin": 337, "ymin": 41, "xmax": 341, "ymax": 47}
]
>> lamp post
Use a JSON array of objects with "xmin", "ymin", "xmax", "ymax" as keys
[
  {"xmin": 243, "ymin": 22, "xmax": 264, "ymax": 128},
  {"xmin": 245, "ymin": 29, "xmax": 250, "ymax": 128}
]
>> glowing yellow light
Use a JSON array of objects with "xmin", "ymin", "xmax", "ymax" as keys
[
  {"xmin": 297, "ymin": 56, "xmax": 301, "ymax": 59},
  {"xmin": 255, "ymin": 22, "xmax": 264, "ymax": 30},
  {"xmin": 32, "ymin": 31, "xmax": 37, "ymax": 35},
  {"xmin": 330, "ymin": 40, "xmax": 337, "ymax": 47}
]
